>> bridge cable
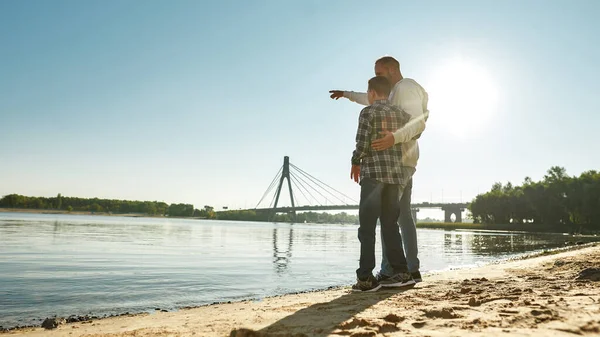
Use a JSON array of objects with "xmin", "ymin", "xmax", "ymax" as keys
[
  {"xmin": 290, "ymin": 172, "xmax": 318, "ymax": 206},
  {"xmin": 293, "ymin": 164, "xmax": 358, "ymax": 204},
  {"xmin": 290, "ymin": 171, "xmax": 325, "ymax": 205},
  {"xmin": 290, "ymin": 163, "xmax": 357, "ymax": 204},
  {"xmin": 290, "ymin": 182, "xmax": 299, "ymax": 211},
  {"xmin": 289, "ymin": 173, "xmax": 313, "ymax": 206},
  {"xmin": 290, "ymin": 164, "xmax": 357, "ymax": 204},
  {"xmin": 291, "ymin": 172, "xmax": 321, "ymax": 206},
  {"xmin": 255, "ymin": 166, "xmax": 283, "ymax": 208},
  {"xmin": 290, "ymin": 168, "xmax": 335, "ymax": 206},
  {"xmin": 258, "ymin": 170, "xmax": 283, "ymax": 209},
  {"xmin": 293, "ymin": 173, "xmax": 320, "ymax": 206},
  {"xmin": 268, "ymin": 182, "xmax": 280, "ymax": 209}
]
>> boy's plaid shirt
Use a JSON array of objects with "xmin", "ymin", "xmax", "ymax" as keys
[{"xmin": 351, "ymin": 99, "xmax": 412, "ymax": 185}]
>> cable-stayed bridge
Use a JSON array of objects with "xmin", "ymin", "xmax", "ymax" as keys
[{"xmin": 248, "ymin": 156, "xmax": 467, "ymax": 222}]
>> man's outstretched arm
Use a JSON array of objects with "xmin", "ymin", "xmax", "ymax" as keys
[
  {"xmin": 390, "ymin": 87, "xmax": 426, "ymax": 144},
  {"xmin": 329, "ymin": 90, "xmax": 369, "ymax": 106},
  {"xmin": 372, "ymin": 83, "xmax": 426, "ymax": 151}
]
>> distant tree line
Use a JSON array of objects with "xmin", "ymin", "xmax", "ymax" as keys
[
  {"xmin": 0, "ymin": 193, "xmax": 356, "ymax": 223},
  {"xmin": 468, "ymin": 166, "xmax": 600, "ymax": 231},
  {"xmin": 0, "ymin": 194, "xmax": 218, "ymax": 218}
]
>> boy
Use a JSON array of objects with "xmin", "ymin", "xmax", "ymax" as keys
[{"xmin": 350, "ymin": 76, "xmax": 415, "ymax": 292}]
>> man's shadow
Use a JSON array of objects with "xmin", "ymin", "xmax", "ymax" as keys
[{"xmin": 231, "ymin": 285, "xmax": 415, "ymax": 337}]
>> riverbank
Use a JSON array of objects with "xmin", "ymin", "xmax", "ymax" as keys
[
  {"xmin": 5, "ymin": 208, "xmax": 596, "ymax": 234},
  {"xmin": 5, "ymin": 243, "xmax": 600, "ymax": 336},
  {"xmin": 417, "ymin": 222, "xmax": 600, "ymax": 234},
  {"xmin": 0, "ymin": 208, "xmax": 209, "ymax": 219},
  {"xmin": 0, "ymin": 208, "xmax": 151, "ymax": 217}
]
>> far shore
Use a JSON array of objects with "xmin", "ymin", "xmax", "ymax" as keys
[
  {"xmin": 2, "ymin": 208, "xmax": 599, "ymax": 234},
  {"xmin": 0, "ymin": 208, "xmax": 208, "ymax": 220},
  {"xmin": 5, "ymin": 243, "xmax": 600, "ymax": 336}
]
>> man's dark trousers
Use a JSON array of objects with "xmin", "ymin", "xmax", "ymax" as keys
[{"xmin": 356, "ymin": 177, "xmax": 409, "ymax": 280}]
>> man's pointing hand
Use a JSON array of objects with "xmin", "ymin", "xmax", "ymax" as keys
[{"xmin": 329, "ymin": 90, "xmax": 344, "ymax": 100}]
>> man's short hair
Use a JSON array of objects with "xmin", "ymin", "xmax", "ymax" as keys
[
  {"xmin": 368, "ymin": 76, "xmax": 392, "ymax": 97},
  {"xmin": 375, "ymin": 56, "xmax": 400, "ymax": 71}
]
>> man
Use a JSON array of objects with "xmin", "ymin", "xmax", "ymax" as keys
[
  {"xmin": 331, "ymin": 56, "xmax": 429, "ymax": 283},
  {"xmin": 350, "ymin": 75, "xmax": 415, "ymax": 292}
]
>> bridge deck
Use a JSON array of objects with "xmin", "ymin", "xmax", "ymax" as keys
[{"xmin": 251, "ymin": 203, "xmax": 467, "ymax": 213}]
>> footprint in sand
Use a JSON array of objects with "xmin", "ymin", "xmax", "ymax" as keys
[
  {"xmin": 411, "ymin": 321, "xmax": 426, "ymax": 328},
  {"xmin": 337, "ymin": 318, "xmax": 371, "ymax": 330},
  {"xmin": 422, "ymin": 307, "xmax": 462, "ymax": 319},
  {"xmin": 378, "ymin": 323, "xmax": 399, "ymax": 333},
  {"xmin": 580, "ymin": 320, "xmax": 600, "ymax": 333},
  {"xmin": 382, "ymin": 313, "xmax": 404, "ymax": 323},
  {"xmin": 347, "ymin": 332, "xmax": 376, "ymax": 337},
  {"xmin": 337, "ymin": 316, "xmax": 403, "ymax": 336},
  {"xmin": 576, "ymin": 268, "xmax": 600, "ymax": 281}
]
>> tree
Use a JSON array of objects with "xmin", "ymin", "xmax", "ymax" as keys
[
  {"xmin": 544, "ymin": 166, "xmax": 567, "ymax": 184},
  {"xmin": 90, "ymin": 203, "xmax": 103, "ymax": 213},
  {"xmin": 468, "ymin": 166, "xmax": 600, "ymax": 232},
  {"xmin": 1, "ymin": 194, "xmax": 178, "ymax": 217},
  {"xmin": 167, "ymin": 203, "xmax": 194, "ymax": 217}
]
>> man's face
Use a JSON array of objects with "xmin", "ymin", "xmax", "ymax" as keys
[{"xmin": 374, "ymin": 63, "xmax": 393, "ymax": 82}]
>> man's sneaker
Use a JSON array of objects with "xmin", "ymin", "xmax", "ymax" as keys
[
  {"xmin": 351, "ymin": 275, "xmax": 382, "ymax": 292},
  {"xmin": 411, "ymin": 271, "xmax": 423, "ymax": 283},
  {"xmin": 380, "ymin": 272, "xmax": 415, "ymax": 287},
  {"xmin": 375, "ymin": 271, "xmax": 391, "ymax": 283}
]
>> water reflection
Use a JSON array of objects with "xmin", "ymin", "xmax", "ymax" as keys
[
  {"xmin": 467, "ymin": 233, "xmax": 542, "ymax": 255},
  {"xmin": 272, "ymin": 226, "xmax": 294, "ymax": 274},
  {"xmin": 443, "ymin": 233, "xmax": 464, "ymax": 255},
  {"xmin": 439, "ymin": 230, "xmax": 581, "ymax": 257}
]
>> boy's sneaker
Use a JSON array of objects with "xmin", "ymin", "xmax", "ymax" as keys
[
  {"xmin": 380, "ymin": 272, "xmax": 415, "ymax": 287},
  {"xmin": 411, "ymin": 271, "xmax": 423, "ymax": 283},
  {"xmin": 375, "ymin": 271, "xmax": 390, "ymax": 283},
  {"xmin": 351, "ymin": 275, "xmax": 382, "ymax": 292}
]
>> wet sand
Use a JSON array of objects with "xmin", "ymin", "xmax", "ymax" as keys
[{"xmin": 5, "ymin": 244, "xmax": 600, "ymax": 337}]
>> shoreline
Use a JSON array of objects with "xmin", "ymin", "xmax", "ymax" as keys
[
  {"xmin": 3, "ymin": 209, "xmax": 597, "ymax": 235},
  {"xmin": 4, "ymin": 243, "xmax": 600, "ymax": 336},
  {"xmin": 0, "ymin": 208, "xmax": 153, "ymax": 218},
  {"xmin": 0, "ymin": 208, "xmax": 209, "ymax": 220}
]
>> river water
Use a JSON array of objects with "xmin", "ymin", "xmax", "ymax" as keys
[{"xmin": 0, "ymin": 212, "xmax": 597, "ymax": 329}]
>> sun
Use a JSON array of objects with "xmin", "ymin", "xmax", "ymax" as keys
[{"xmin": 426, "ymin": 57, "xmax": 499, "ymax": 138}]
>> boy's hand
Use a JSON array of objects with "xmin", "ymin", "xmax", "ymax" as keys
[
  {"xmin": 350, "ymin": 165, "xmax": 361, "ymax": 183},
  {"xmin": 372, "ymin": 131, "xmax": 394, "ymax": 151}
]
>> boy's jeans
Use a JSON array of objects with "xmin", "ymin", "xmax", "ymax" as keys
[{"xmin": 356, "ymin": 178, "xmax": 409, "ymax": 280}]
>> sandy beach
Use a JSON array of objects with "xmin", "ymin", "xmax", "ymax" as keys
[{"xmin": 4, "ymin": 244, "xmax": 600, "ymax": 337}]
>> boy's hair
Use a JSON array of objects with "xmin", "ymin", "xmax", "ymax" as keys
[
  {"xmin": 375, "ymin": 56, "xmax": 400, "ymax": 71},
  {"xmin": 368, "ymin": 76, "xmax": 392, "ymax": 97}
]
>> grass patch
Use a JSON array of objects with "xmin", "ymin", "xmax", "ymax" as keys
[
  {"xmin": 415, "ymin": 222, "xmax": 572, "ymax": 233},
  {"xmin": 416, "ymin": 222, "xmax": 486, "ymax": 230}
]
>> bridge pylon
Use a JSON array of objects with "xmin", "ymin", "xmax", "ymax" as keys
[
  {"xmin": 271, "ymin": 156, "xmax": 296, "ymax": 221},
  {"xmin": 442, "ymin": 205, "xmax": 465, "ymax": 223}
]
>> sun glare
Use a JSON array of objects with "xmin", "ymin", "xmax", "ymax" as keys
[{"xmin": 426, "ymin": 58, "xmax": 499, "ymax": 138}]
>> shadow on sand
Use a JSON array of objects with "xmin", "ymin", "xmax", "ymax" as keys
[{"xmin": 230, "ymin": 285, "xmax": 415, "ymax": 337}]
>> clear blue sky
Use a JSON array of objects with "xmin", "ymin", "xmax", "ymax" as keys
[{"xmin": 1, "ymin": 0, "xmax": 599, "ymax": 213}]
